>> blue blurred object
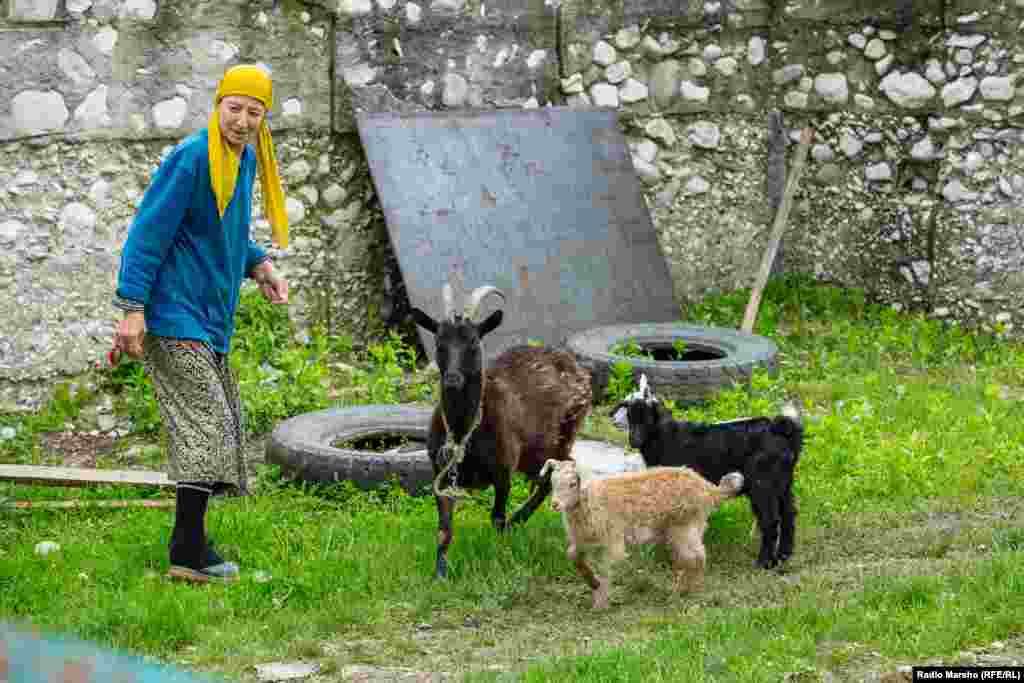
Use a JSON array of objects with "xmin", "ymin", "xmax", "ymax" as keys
[{"xmin": 1, "ymin": 622, "xmax": 226, "ymax": 682}]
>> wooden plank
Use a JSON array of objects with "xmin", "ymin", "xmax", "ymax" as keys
[
  {"xmin": 0, "ymin": 464, "xmax": 175, "ymax": 488},
  {"xmin": 741, "ymin": 126, "xmax": 814, "ymax": 334},
  {"xmin": 4, "ymin": 499, "xmax": 176, "ymax": 510}
]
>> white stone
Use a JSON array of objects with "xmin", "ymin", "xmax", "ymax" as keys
[
  {"xmin": 875, "ymin": 54, "xmax": 894, "ymax": 76},
  {"xmin": 88, "ymin": 179, "xmax": 111, "ymax": 208},
  {"xmin": 614, "ymin": 25, "xmax": 641, "ymax": 49},
  {"xmin": 879, "ymin": 30, "xmax": 897, "ymax": 40},
  {"xmin": 644, "ymin": 118, "xmax": 676, "ymax": 147},
  {"xmin": 11, "ymin": 90, "xmax": 68, "ymax": 134},
  {"xmin": 826, "ymin": 50, "xmax": 844, "ymax": 65},
  {"xmin": 74, "ymin": 85, "xmax": 110, "ymax": 126},
  {"xmin": 209, "ymin": 40, "xmax": 239, "ymax": 62},
  {"xmin": 67, "ymin": 0, "xmax": 92, "ymax": 13},
  {"xmin": 420, "ymin": 80, "xmax": 435, "ymax": 97},
  {"xmin": 405, "ymin": 2, "xmax": 422, "ymax": 22},
  {"xmin": 120, "ymin": 0, "xmax": 157, "ymax": 20},
  {"xmin": 865, "ymin": 162, "xmax": 892, "ymax": 181},
  {"xmin": 561, "ymin": 73, "xmax": 583, "ymax": 94},
  {"xmin": 714, "ymin": 56, "xmax": 738, "ymax": 76},
  {"xmin": 947, "ymin": 33, "xmax": 987, "ymax": 49},
  {"xmin": 286, "ymin": 160, "xmax": 312, "ymax": 184},
  {"xmin": 526, "ymin": 49, "xmax": 547, "ymax": 70},
  {"xmin": 848, "ymin": 33, "xmax": 866, "ymax": 50},
  {"xmin": 979, "ymin": 76, "xmax": 1015, "ymax": 101},
  {"xmin": 941, "ymin": 77, "xmax": 977, "ymax": 107},
  {"xmin": 378, "ymin": 0, "xmax": 397, "ymax": 8},
  {"xmin": 619, "ymin": 79, "xmax": 648, "ymax": 103},
  {"xmin": 254, "ymin": 661, "xmax": 320, "ymax": 682},
  {"xmin": 954, "ymin": 49, "xmax": 973, "ymax": 66},
  {"xmin": 521, "ymin": 97, "xmax": 539, "ymax": 109},
  {"xmin": 282, "ymin": 98, "xmax": 302, "ymax": 117},
  {"xmin": 798, "ymin": 76, "xmax": 813, "ymax": 93},
  {"xmin": 772, "ymin": 64, "xmax": 804, "ymax": 85},
  {"xmin": 442, "ymin": 73, "xmax": 468, "ymax": 107},
  {"xmin": 840, "ymin": 132, "xmax": 863, "ymax": 158},
  {"xmin": 747, "ymin": 36, "xmax": 765, "ymax": 65},
  {"xmin": 322, "ymin": 184, "xmax": 346, "ymax": 207},
  {"xmin": 0, "ymin": 221, "xmax": 24, "ymax": 245},
  {"xmin": 632, "ymin": 138, "xmax": 657, "ymax": 164},
  {"xmin": 702, "ymin": 44, "xmax": 722, "ymax": 62},
  {"xmin": 942, "ymin": 179, "xmax": 977, "ymax": 202},
  {"xmin": 342, "ymin": 64, "xmax": 376, "ymax": 87},
  {"xmin": 687, "ymin": 57, "xmax": 707, "ymax": 77},
  {"xmin": 853, "ymin": 94, "xmax": 875, "ymax": 109},
  {"xmin": 432, "ymin": 0, "xmax": 463, "ymax": 12},
  {"xmin": 58, "ymin": 48, "xmax": 96, "ymax": 86},
  {"xmin": 339, "ymin": 0, "xmax": 373, "ymax": 15},
  {"xmin": 687, "ymin": 121, "xmax": 720, "ymax": 149},
  {"xmin": 685, "ymin": 176, "xmax": 710, "ymax": 194},
  {"xmin": 910, "ymin": 136, "xmax": 938, "ymax": 160},
  {"xmin": 35, "ymin": 541, "xmax": 61, "ymax": 557},
  {"xmin": 925, "ymin": 59, "xmax": 946, "ymax": 84},
  {"xmin": 631, "ymin": 157, "xmax": 661, "ymax": 184},
  {"xmin": 879, "ymin": 71, "xmax": 936, "ymax": 109},
  {"xmin": 285, "ymin": 197, "xmax": 306, "ymax": 224},
  {"xmin": 784, "ymin": 91, "xmax": 808, "ymax": 109},
  {"xmin": 152, "ymin": 97, "xmax": 187, "ymax": 128},
  {"xmin": 864, "ymin": 38, "xmax": 886, "ymax": 60},
  {"xmin": 91, "ymin": 26, "xmax": 118, "ymax": 55},
  {"xmin": 9, "ymin": 0, "xmax": 59, "ymax": 20},
  {"xmin": 590, "ymin": 82, "xmax": 619, "ymax": 108},
  {"xmin": 605, "ymin": 61, "xmax": 631, "ymax": 84},
  {"xmin": 593, "ymin": 41, "xmax": 617, "ymax": 66},
  {"xmin": 60, "ymin": 203, "xmax": 98, "ymax": 232},
  {"xmin": 814, "ymin": 73, "xmax": 848, "ymax": 104},
  {"xmin": 679, "ymin": 80, "xmax": 709, "ymax": 103},
  {"xmin": 811, "ymin": 144, "xmax": 834, "ymax": 163}
]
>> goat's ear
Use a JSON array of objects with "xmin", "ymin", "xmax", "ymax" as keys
[
  {"xmin": 477, "ymin": 310, "xmax": 503, "ymax": 337},
  {"xmin": 410, "ymin": 308, "xmax": 438, "ymax": 335}
]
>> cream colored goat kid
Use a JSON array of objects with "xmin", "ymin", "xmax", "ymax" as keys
[{"xmin": 541, "ymin": 459, "xmax": 744, "ymax": 609}]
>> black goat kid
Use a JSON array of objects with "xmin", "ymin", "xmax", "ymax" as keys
[
  {"xmin": 614, "ymin": 379, "xmax": 803, "ymax": 569},
  {"xmin": 411, "ymin": 283, "xmax": 592, "ymax": 579}
]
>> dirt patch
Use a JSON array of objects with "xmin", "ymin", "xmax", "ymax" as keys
[{"xmin": 39, "ymin": 432, "xmax": 116, "ymax": 467}]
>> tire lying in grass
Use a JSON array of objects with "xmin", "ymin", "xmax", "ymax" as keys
[
  {"xmin": 266, "ymin": 404, "xmax": 434, "ymax": 496},
  {"xmin": 564, "ymin": 322, "xmax": 779, "ymax": 404}
]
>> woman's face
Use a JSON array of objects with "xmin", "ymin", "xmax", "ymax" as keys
[{"xmin": 217, "ymin": 95, "xmax": 266, "ymax": 152}]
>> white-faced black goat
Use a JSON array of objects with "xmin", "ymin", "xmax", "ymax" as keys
[
  {"xmin": 411, "ymin": 283, "xmax": 592, "ymax": 579},
  {"xmin": 613, "ymin": 375, "xmax": 804, "ymax": 569}
]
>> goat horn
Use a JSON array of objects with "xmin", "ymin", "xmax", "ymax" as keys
[
  {"xmin": 442, "ymin": 282, "xmax": 455, "ymax": 321},
  {"xmin": 463, "ymin": 285, "xmax": 504, "ymax": 322}
]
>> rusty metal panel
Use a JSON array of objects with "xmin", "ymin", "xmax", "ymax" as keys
[{"xmin": 356, "ymin": 106, "xmax": 679, "ymax": 361}]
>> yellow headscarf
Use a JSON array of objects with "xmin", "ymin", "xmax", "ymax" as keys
[{"xmin": 208, "ymin": 64, "xmax": 289, "ymax": 248}]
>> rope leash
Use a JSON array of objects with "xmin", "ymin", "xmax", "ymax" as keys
[{"xmin": 432, "ymin": 343, "xmax": 486, "ymax": 500}]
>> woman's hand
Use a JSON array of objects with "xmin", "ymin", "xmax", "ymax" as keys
[
  {"xmin": 115, "ymin": 312, "xmax": 147, "ymax": 360},
  {"xmin": 253, "ymin": 261, "xmax": 289, "ymax": 304}
]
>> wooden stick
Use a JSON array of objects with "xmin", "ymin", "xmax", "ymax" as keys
[{"xmin": 741, "ymin": 126, "xmax": 814, "ymax": 334}]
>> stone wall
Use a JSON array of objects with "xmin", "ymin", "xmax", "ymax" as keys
[{"xmin": 2, "ymin": 0, "xmax": 1024, "ymax": 410}]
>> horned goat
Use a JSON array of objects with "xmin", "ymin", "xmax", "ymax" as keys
[
  {"xmin": 541, "ymin": 458, "xmax": 744, "ymax": 609},
  {"xmin": 613, "ymin": 375, "xmax": 804, "ymax": 569},
  {"xmin": 410, "ymin": 283, "xmax": 592, "ymax": 579}
]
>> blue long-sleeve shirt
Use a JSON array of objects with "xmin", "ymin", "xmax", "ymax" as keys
[{"xmin": 114, "ymin": 128, "xmax": 268, "ymax": 353}]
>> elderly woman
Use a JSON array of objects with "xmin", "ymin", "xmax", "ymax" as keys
[{"xmin": 113, "ymin": 64, "xmax": 290, "ymax": 583}]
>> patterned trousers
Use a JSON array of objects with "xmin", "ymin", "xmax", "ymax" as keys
[{"xmin": 143, "ymin": 336, "xmax": 247, "ymax": 494}]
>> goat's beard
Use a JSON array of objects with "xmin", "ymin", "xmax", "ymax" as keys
[{"xmin": 441, "ymin": 374, "xmax": 483, "ymax": 443}]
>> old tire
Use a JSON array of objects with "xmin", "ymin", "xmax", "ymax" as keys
[
  {"xmin": 564, "ymin": 322, "xmax": 778, "ymax": 405},
  {"xmin": 266, "ymin": 404, "xmax": 435, "ymax": 496}
]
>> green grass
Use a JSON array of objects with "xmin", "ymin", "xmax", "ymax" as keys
[{"xmin": 3, "ymin": 274, "xmax": 1024, "ymax": 681}]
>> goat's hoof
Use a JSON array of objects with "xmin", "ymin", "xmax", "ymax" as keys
[{"xmin": 754, "ymin": 557, "xmax": 779, "ymax": 570}]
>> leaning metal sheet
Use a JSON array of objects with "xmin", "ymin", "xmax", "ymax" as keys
[{"xmin": 356, "ymin": 106, "xmax": 679, "ymax": 361}]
